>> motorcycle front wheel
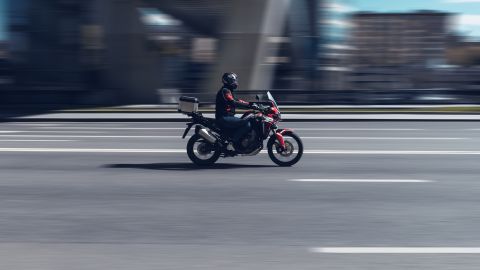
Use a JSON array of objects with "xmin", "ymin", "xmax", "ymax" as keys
[
  {"xmin": 187, "ymin": 134, "xmax": 221, "ymax": 166},
  {"xmin": 267, "ymin": 132, "xmax": 303, "ymax": 167}
]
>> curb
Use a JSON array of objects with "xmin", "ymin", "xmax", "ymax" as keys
[{"xmin": 4, "ymin": 114, "xmax": 480, "ymax": 122}]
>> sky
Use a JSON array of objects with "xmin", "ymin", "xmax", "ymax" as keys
[{"xmin": 350, "ymin": 0, "xmax": 480, "ymax": 40}]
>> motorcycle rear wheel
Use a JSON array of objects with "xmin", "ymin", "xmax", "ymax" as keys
[{"xmin": 187, "ymin": 134, "xmax": 221, "ymax": 166}]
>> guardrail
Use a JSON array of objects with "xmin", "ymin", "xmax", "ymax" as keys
[{"xmin": 158, "ymin": 89, "xmax": 480, "ymax": 106}]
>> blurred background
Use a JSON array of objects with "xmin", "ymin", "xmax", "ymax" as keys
[{"xmin": 1, "ymin": 0, "xmax": 480, "ymax": 107}]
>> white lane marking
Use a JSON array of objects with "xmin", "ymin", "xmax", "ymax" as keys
[
  {"xmin": 10, "ymin": 123, "xmax": 61, "ymax": 126},
  {"xmin": 0, "ymin": 135, "xmax": 178, "ymax": 138},
  {"xmin": 295, "ymin": 128, "xmax": 424, "ymax": 131},
  {"xmin": 36, "ymin": 127, "xmax": 184, "ymax": 130},
  {"xmin": 290, "ymin": 179, "xmax": 433, "ymax": 183},
  {"xmin": 37, "ymin": 127, "xmax": 423, "ymax": 131},
  {"xmin": 0, "ymin": 148, "xmax": 479, "ymax": 155},
  {"xmin": 0, "ymin": 140, "xmax": 76, "ymax": 142},
  {"xmin": 8, "ymin": 122, "xmax": 179, "ymax": 125},
  {"xmin": 0, "ymin": 131, "xmax": 105, "ymax": 134},
  {"xmin": 302, "ymin": 137, "xmax": 465, "ymax": 140},
  {"xmin": 0, "ymin": 135, "xmax": 467, "ymax": 140},
  {"xmin": 304, "ymin": 150, "xmax": 480, "ymax": 155},
  {"xmin": 0, "ymin": 148, "xmax": 185, "ymax": 153},
  {"xmin": 311, "ymin": 247, "xmax": 480, "ymax": 254},
  {"xmin": 28, "ymin": 131, "xmax": 105, "ymax": 133},
  {"xmin": 25, "ymin": 127, "xmax": 480, "ymax": 132},
  {"xmin": 282, "ymin": 114, "xmax": 480, "ymax": 120},
  {"xmin": 0, "ymin": 131, "xmax": 22, "ymax": 133}
]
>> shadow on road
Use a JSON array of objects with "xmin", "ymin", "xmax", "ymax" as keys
[{"xmin": 105, "ymin": 162, "xmax": 277, "ymax": 171}]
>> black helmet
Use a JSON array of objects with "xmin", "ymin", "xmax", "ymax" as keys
[{"xmin": 222, "ymin": 72, "xmax": 238, "ymax": 90}]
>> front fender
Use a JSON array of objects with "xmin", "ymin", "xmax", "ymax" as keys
[{"xmin": 277, "ymin": 128, "xmax": 293, "ymax": 135}]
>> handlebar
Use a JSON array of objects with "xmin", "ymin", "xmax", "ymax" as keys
[
  {"xmin": 260, "ymin": 105, "xmax": 270, "ymax": 113},
  {"xmin": 252, "ymin": 103, "xmax": 270, "ymax": 113},
  {"xmin": 251, "ymin": 103, "xmax": 270, "ymax": 113}
]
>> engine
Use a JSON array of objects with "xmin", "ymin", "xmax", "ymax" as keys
[{"xmin": 237, "ymin": 129, "xmax": 263, "ymax": 155}]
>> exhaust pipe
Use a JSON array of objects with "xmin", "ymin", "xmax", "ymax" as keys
[{"xmin": 195, "ymin": 126, "xmax": 217, "ymax": 144}]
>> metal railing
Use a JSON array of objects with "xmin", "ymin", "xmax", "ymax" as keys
[{"xmin": 158, "ymin": 88, "xmax": 480, "ymax": 106}]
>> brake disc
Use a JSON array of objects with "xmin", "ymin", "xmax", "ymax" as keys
[
  {"xmin": 197, "ymin": 142, "xmax": 212, "ymax": 155},
  {"xmin": 279, "ymin": 141, "xmax": 294, "ymax": 157},
  {"xmin": 276, "ymin": 141, "xmax": 294, "ymax": 157}
]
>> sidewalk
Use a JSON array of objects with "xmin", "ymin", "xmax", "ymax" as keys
[
  {"xmin": 2, "ymin": 104, "xmax": 480, "ymax": 122},
  {"xmin": 5, "ymin": 112, "xmax": 480, "ymax": 122}
]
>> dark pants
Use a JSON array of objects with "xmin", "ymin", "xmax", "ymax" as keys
[{"xmin": 217, "ymin": 116, "xmax": 251, "ymax": 143}]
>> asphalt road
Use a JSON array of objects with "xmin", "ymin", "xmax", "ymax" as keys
[{"xmin": 1, "ymin": 121, "xmax": 480, "ymax": 269}]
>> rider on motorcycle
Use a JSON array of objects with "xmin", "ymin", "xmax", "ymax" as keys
[{"xmin": 215, "ymin": 72, "xmax": 259, "ymax": 147}]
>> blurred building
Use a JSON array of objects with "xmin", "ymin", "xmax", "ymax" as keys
[
  {"xmin": 4, "ymin": 1, "xmax": 99, "ymax": 104},
  {"xmin": 0, "ymin": 41, "xmax": 8, "ymax": 59},
  {"xmin": 271, "ymin": 0, "xmax": 318, "ymax": 93},
  {"xmin": 350, "ymin": 11, "xmax": 450, "ymax": 67},
  {"xmin": 0, "ymin": 41, "xmax": 12, "ymax": 89},
  {"xmin": 349, "ymin": 11, "xmax": 452, "ymax": 90},
  {"xmin": 9, "ymin": 0, "xmax": 89, "ymax": 99},
  {"xmin": 4, "ymin": 1, "xmax": 480, "ymax": 106},
  {"xmin": 316, "ymin": 0, "xmax": 352, "ymax": 90},
  {"xmin": 445, "ymin": 41, "xmax": 480, "ymax": 92},
  {"xmin": 5, "ymin": 0, "xmax": 311, "ymax": 105},
  {"xmin": 447, "ymin": 41, "xmax": 480, "ymax": 67}
]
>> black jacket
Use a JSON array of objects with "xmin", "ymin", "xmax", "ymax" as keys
[{"xmin": 215, "ymin": 87, "xmax": 251, "ymax": 120}]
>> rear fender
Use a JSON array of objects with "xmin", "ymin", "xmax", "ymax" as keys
[{"xmin": 182, "ymin": 123, "xmax": 195, "ymax": 139}]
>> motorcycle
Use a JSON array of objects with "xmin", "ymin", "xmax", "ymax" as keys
[{"xmin": 178, "ymin": 91, "xmax": 303, "ymax": 166}]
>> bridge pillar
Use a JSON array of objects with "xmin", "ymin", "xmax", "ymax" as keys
[
  {"xmin": 205, "ymin": 0, "xmax": 291, "ymax": 93},
  {"xmin": 100, "ymin": 0, "xmax": 167, "ymax": 103}
]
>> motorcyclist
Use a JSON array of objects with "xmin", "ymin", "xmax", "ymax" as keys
[{"xmin": 215, "ymin": 72, "xmax": 259, "ymax": 147}]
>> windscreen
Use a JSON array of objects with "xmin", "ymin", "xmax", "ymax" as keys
[{"xmin": 267, "ymin": 91, "xmax": 278, "ymax": 108}]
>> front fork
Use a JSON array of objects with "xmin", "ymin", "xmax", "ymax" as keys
[
  {"xmin": 273, "ymin": 128, "xmax": 292, "ymax": 150},
  {"xmin": 275, "ymin": 132, "xmax": 286, "ymax": 150}
]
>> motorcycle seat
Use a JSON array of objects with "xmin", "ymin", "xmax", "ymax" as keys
[{"xmin": 202, "ymin": 117, "xmax": 222, "ymax": 132}]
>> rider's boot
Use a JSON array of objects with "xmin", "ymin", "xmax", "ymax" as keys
[{"xmin": 227, "ymin": 142, "xmax": 235, "ymax": 151}]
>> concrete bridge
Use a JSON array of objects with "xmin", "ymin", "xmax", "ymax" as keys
[
  {"xmin": 8, "ymin": 0, "xmax": 318, "ymax": 104},
  {"xmin": 100, "ymin": 0, "xmax": 299, "ymax": 103}
]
